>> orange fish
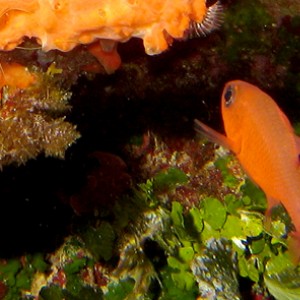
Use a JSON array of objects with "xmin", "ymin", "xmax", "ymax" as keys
[{"xmin": 195, "ymin": 80, "xmax": 300, "ymax": 239}]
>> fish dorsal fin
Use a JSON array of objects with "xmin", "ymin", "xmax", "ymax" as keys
[
  {"xmin": 276, "ymin": 103, "xmax": 293, "ymax": 130},
  {"xmin": 276, "ymin": 105, "xmax": 300, "ymax": 165},
  {"xmin": 194, "ymin": 119, "xmax": 233, "ymax": 150}
]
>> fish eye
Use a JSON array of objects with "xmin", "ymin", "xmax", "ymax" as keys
[
  {"xmin": 206, "ymin": 0, "xmax": 218, "ymax": 7},
  {"xmin": 224, "ymin": 85, "xmax": 235, "ymax": 107}
]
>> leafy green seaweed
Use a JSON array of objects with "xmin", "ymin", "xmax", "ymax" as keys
[
  {"xmin": 104, "ymin": 279, "xmax": 135, "ymax": 300},
  {"xmin": 0, "ymin": 254, "xmax": 50, "ymax": 300},
  {"xmin": 153, "ymin": 167, "xmax": 188, "ymax": 192},
  {"xmin": 264, "ymin": 253, "xmax": 300, "ymax": 300},
  {"xmin": 40, "ymin": 285, "xmax": 103, "ymax": 300},
  {"xmin": 159, "ymin": 267, "xmax": 198, "ymax": 300},
  {"xmin": 1, "ymin": 141, "xmax": 298, "ymax": 300},
  {"xmin": 240, "ymin": 179, "xmax": 267, "ymax": 211},
  {"xmin": 79, "ymin": 221, "xmax": 115, "ymax": 261},
  {"xmin": 201, "ymin": 197, "xmax": 227, "ymax": 230}
]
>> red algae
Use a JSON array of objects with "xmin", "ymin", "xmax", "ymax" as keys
[
  {"xmin": 125, "ymin": 131, "xmax": 239, "ymax": 209},
  {"xmin": 69, "ymin": 152, "xmax": 132, "ymax": 215}
]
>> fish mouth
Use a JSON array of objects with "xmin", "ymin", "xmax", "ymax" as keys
[{"xmin": 187, "ymin": 0, "xmax": 224, "ymax": 38}]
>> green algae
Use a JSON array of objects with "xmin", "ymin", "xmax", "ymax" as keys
[
  {"xmin": 79, "ymin": 222, "xmax": 116, "ymax": 261},
  {"xmin": 201, "ymin": 197, "xmax": 227, "ymax": 230},
  {"xmin": 224, "ymin": 194, "xmax": 244, "ymax": 215},
  {"xmin": 40, "ymin": 285, "xmax": 65, "ymax": 300},
  {"xmin": 167, "ymin": 254, "xmax": 196, "ymax": 291},
  {"xmin": 0, "ymin": 149, "xmax": 297, "ymax": 300},
  {"xmin": 240, "ymin": 179, "xmax": 267, "ymax": 212},
  {"xmin": 214, "ymin": 156, "xmax": 240, "ymax": 188},
  {"xmin": 40, "ymin": 285, "xmax": 103, "ymax": 300},
  {"xmin": 222, "ymin": 0, "xmax": 274, "ymax": 62},
  {"xmin": 105, "ymin": 279, "xmax": 134, "ymax": 300},
  {"xmin": 102, "ymin": 151, "xmax": 298, "ymax": 299},
  {"xmin": 189, "ymin": 207, "xmax": 204, "ymax": 234},
  {"xmin": 0, "ymin": 254, "xmax": 50, "ymax": 300},
  {"xmin": 264, "ymin": 252, "xmax": 300, "ymax": 300},
  {"xmin": 0, "ymin": 144, "xmax": 291, "ymax": 300},
  {"xmin": 153, "ymin": 167, "xmax": 188, "ymax": 192},
  {"xmin": 159, "ymin": 266, "xmax": 198, "ymax": 300}
]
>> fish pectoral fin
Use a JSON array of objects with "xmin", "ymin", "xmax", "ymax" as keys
[
  {"xmin": 264, "ymin": 197, "xmax": 281, "ymax": 232},
  {"xmin": 287, "ymin": 232, "xmax": 300, "ymax": 265},
  {"xmin": 266, "ymin": 196, "xmax": 280, "ymax": 209},
  {"xmin": 194, "ymin": 119, "xmax": 232, "ymax": 149}
]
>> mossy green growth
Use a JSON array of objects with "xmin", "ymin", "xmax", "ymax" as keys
[
  {"xmin": 222, "ymin": 0, "xmax": 274, "ymax": 62},
  {"xmin": 275, "ymin": 15, "xmax": 300, "ymax": 66},
  {"xmin": 0, "ymin": 259, "xmax": 21, "ymax": 288},
  {"xmin": 30, "ymin": 253, "xmax": 49, "ymax": 272},
  {"xmin": 0, "ymin": 67, "xmax": 80, "ymax": 167},
  {"xmin": 79, "ymin": 221, "xmax": 115, "ymax": 261},
  {"xmin": 61, "ymin": 249, "xmax": 97, "ymax": 299},
  {"xmin": 64, "ymin": 257, "xmax": 87, "ymax": 275},
  {"xmin": 40, "ymin": 285, "xmax": 103, "ymax": 300},
  {"xmin": 37, "ymin": 236, "xmax": 103, "ymax": 300},
  {"xmin": 40, "ymin": 285, "xmax": 65, "ymax": 300}
]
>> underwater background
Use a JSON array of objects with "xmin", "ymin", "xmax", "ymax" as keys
[{"xmin": 0, "ymin": 0, "xmax": 299, "ymax": 299}]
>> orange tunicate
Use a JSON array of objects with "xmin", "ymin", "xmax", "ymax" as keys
[{"xmin": 0, "ymin": 0, "xmax": 218, "ymax": 72}]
